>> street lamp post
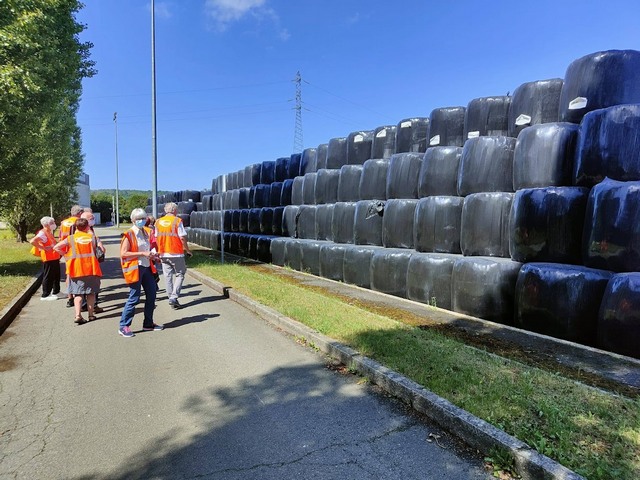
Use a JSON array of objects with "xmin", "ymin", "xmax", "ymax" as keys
[
  {"xmin": 113, "ymin": 112, "xmax": 120, "ymax": 228},
  {"xmin": 151, "ymin": 0, "xmax": 158, "ymax": 218}
]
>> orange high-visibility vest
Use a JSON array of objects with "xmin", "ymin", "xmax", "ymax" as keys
[
  {"xmin": 155, "ymin": 215, "xmax": 184, "ymax": 255},
  {"xmin": 65, "ymin": 231, "xmax": 102, "ymax": 278},
  {"xmin": 121, "ymin": 227, "xmax": 157, "ymax": 284},
  {"xmin": 36, "ymin": 229, "xmax": 61, "ymax": 262},
  {"xmin": 59, "ymin": 216, "xmax": 78, "ymax": 240}
]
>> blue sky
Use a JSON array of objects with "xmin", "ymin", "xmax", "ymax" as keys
[{"xmin": 77, "ymin": 0, "xmax": 640, "ymax": 192}]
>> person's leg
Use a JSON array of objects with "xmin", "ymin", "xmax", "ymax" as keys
[
  {"xmin": 119, "ymin": 281, "xmax": 142, "ymax": 329},
  {"xmin": 171, "ymin": 257, "xmax": 187, "ymax": 300},
  {"xmin": 73, "ymin": 294, "xmax": 84, "ymax": 322},
  {"xmin": 140, "ymin": 267, "xmax": 158, "ymax": 328},
  {"xmin": 51, "ymin": 261, "xmax": 61, "ymax": 295},
  {"xmin": 162, "ymin": 260, "xmax": 176, "ymax": 301},
  {"xmin": 41, "ymin": 261, "xmax": 53, "ymax": 297},
  {"xmin": 86, "ymin": 293, "xmax": 96, "ymax": 318}
]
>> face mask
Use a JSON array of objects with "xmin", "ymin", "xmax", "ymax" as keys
[
  {"xmin": 50, "ymin": 223, "xmax": 57, "ymax": 231},
  {"xmin": 135, "ymin": 219, "xmax": 146, "ymax": 228},
  {"xmin": 88, "ymin": 219, "xmax": 95, "ymax": 227}
]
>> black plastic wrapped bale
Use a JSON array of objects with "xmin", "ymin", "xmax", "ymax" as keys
[
  {"xmin": 574, "ymin": 104, "xmax": 640, "ymax": 187},
  {"xmin": 297, "ymin": 205, "xmax": 317, "ymax": 239},
  {"xmin": 326, "ymin": 137, "xmax": 348, "ymax": 169},
  {"xmin": 260, "ymin": 161, "xmax": 275, "ymax": 185},
  {"xmin": 301, "ymin": 240, "xmax": 327, "ymax": 275},
  {"xmin": 510, "ymin": 187, "xmax": 589, "ymax": 264},
  {"xmin": 583, "ymin": 178, "xmax": 640, "ymax": 272},
  {"xmin": 256, "ymin": 236, "xmax": 273, "ymax": 263},
  {"xmin": 245, "ymin": 189, "xmax": 254, "ymax": 209},
  {"xmin": 253, "ymin": 184, "xmax": 271, "ymax": 208},
  {"xmin": 238, "ymin": 233, "xmax": 250, "ymax": 257},
  {"xmin": 300, "ymin": 148, "xmax": 318, "ymax": 175},
  {"xmin": 314, "ymin": 169, "xmax": 340, "ymax": 205},
  {"xmin": 463, "ymin": 96, "xmax": 511, "ymax": 140},
  {"xmin": 238, "ymin": 188, "xmax": 250, "ymax": 209},
  {"xmin": 239, "ymin": 209, "xmax": 249, "ymax": 233},
  {"xmin": 248, "ymin": 235, "xmax": 259, "ymax": 260},
  {"xmin": 371, "ymin": 125, "xmax": 397, "ymax": 159},
  {"xmin": 223, "ymin": 191, "xmax": 234, "ymax": 210},
  {"xmin": 315, "ymin": 204, "xmax": 335, "ymax": 241},
  {"xmin": 457, "ymin": 136, "xmax": 516, "ymax": 196},
  {"xmin": 386, "ymin": 153, "xmax": 423, "ymax": 200},
  {"xmin": 461, "ymin": 193, "xmax": 513, "ymax": 257},
  {"xmin": 508, "ymin": 78, "xmax": 563, "ymax": 138},
  {"xmin": 230, "ymin": 190, "xmax": 241, "ymax": 210},
  {"xmin": 185, "ymin": 190, "xmax": 201, "ymax": 202},
  {"xmin": 395, "ymin": 117, "xmax": 430, "ymax": 154},
  {"xmin": 270, "ymin": 237, "xmax": 288, "ymax": 266},
  {"xmin": 282, "ymin": 205, "xmax": 299, "ymax": 237},
  {"xmin": 559, "ymin": 49, "xmax": 640, "ymax": 124},
  {"xmin": 429, "ymin": 107, "xmax": 466, "ymax": 147},
  {"xmin": 515, "ymin": 262, "xmax": 612, "ymax": 346},
  {"xmin": 275, "ymin": 157, "xmax": 289, "ymax": 182},
  {"xmin": 359, "ymin": 159, "xmax": 390, "ymax": 200},
  {"xmin": 407, "ymin": 253, "xmax": 461, "ymax": 310},
  {"xmin": 414, "ymin": 196, "xmax": 463, "ymax": 254},
  {"xmin": 177, "ymin": 214, "xmax": 190, "ymax": 227},
  {"xmin": 246, "ymin": 163, "xmax": 262, "ymax": 187},
  {"xmin": 211, "ymin": 211, "xmax": 222, "ymax": 230},
  {"xmin": 270, "ymin": 182, "xmax": 283, "ymax": 207},
  {"xmin": 370, "ymin": 248, "xmax": 413, "ymax": 298},
  {"xmin": 513, "ymin": 123, "xmax": 579, "ymax": 190},
  {"xmin": 347, "ymin": 130, "xmax": 373, "ymax": 165},
  {"xmin": 452, "ymin": 256, "xmax": 522, "ymax": 325},
  {"xmin": 354, "ymin": 200, "xmax": 385, "ymax": 246},
  {"xmin": 280, "ymin": 179, "xmax": 294, "ymax": 206},
  {"xmin": 382, "ymin": 199, "xmax": 418, "ymax": 249},
  {"xmin": 598, "ymin": 273, "xmax": 640, "ymax": 358},
  {"xmin": 247, "ymin": 208, "xmax": 261, "ymax": 234},
  {"xmin": 319, "ymin": 243, "xmax": 349, "ymax": 281},
  {"xmin": 237, "ymin": 169, "xmax": 245, "ymax": 189},
  {"xmin": 289, "ymin": 153, "xmax": 302, "ymax": 178},
  {"xmin": 211, "ymin": 194, "xmax": 221, "ymax": 210},
  {"xmin": 418, "ymin": 147, "xmax": 462, "ymax": 197},
  {"xmin": 332, "ymin": 202, "xmax": 357, "ymax": 244},
  {"xmin": 189, "ymin": 211, "xmax": 200, "ymax": 229},
  {"xmin": 221, "ymin": 232, "xmax": 232, "ymax": 252},
  {"xmin": 230, "ymin": 209, "xmax": 241, "ymax": 232},
  {"xmin": 259, "ymin": 208, "xmax": 274, "ymax": 235},
  {"xmin": 195, "ymin": 202, "xmax": 203, "ymax": 212},
  {"xmin": 228, "ymin": 172, "xmax": 238, "ymax": 190},
  {"xmin": 223, "ymin": 210, "xmax": 232, "ymax": 232},
  {"xmin": 316, "ymin": 143, "xmax": 328, "ymax": 170},
  {"xmin": 343, "ymin": 245, "xmax": 380, "ymax": 288},
  {"xmin": 284, "ymin": 239, "xmax": 304, "ymax": 270},
  {"xmin": 229, "ymin": 233, "xmax": 240, "ymax": 255},
  {"xmin": 272, "ymin": 207, "xmax": 284, "ymax": 236},
  {"xmin": 302, "ymin": 173, "xmax": 317, "ymax": 205},
  {"xmin": 337, "ymin": 165, "xmax": 363, "ymax": 202},
  {"xmin": 291, "ymin": 176, "xmax": 304, "ymax": 206}
]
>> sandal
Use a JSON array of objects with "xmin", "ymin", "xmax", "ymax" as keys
[
  {"xmin": 88, "ymin": 315, "xmax": 97, "ymax": 322},
  {"xmin": 74, "ymin": 315, "xmax": 87, "ymax": 325}
]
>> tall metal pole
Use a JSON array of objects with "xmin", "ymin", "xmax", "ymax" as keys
[
  {"xmin": 113, "ymin": 112, "xmax": 120, "ymax": 228},
  {"xmin": 151, "ymin": 0, "xmax": 158, "ymax": 218}
]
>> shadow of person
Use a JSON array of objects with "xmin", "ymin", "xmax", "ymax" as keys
[{"xmin": 162, "ymin": 313, "xmax": 219, "ymax": 329}]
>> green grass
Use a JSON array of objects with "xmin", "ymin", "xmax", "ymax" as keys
[
  {"xmin": 191, "ymin": 252, "xmax": 640, "ymax": 480},
  {"xmin": 0, "ymin": 230, "xmax": 42, "ymax": 309}
]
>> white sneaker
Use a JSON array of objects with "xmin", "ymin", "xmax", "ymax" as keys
[{"xmin": 43, "ymin": 295, "xmax": 58, "ymax": 301}]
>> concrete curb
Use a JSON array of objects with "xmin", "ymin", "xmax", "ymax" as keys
[
  {"xmin": 189, "ymin": 268, "xmax": 584, "ymax": 480},
  {"xmin": 0, "ymin": 273, "xmax": 42, "ymax": 335}
]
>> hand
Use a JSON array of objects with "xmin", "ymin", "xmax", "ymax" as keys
[{"xmin": 186, "ymin": 251, "xmax": 193, "ymax": 258}]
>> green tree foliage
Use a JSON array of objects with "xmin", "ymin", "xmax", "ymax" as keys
[{"xmin": 0, "ymin": 0, "xmax": 95, "ymax": 240}]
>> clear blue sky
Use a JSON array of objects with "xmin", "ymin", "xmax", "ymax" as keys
[{"xmin": 77, "ymin": 0, "xmax": 640, "ymax": 192}]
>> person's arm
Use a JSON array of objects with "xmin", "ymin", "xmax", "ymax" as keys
[
  {"xmin": 29, "ymin": 232, "xmax": 48, "ymax": 250},
  {"xmin": 53, "ymin": 238, "xmax": 69, "ymax": 255},
  {"xmin": 181, "ymin": 236, "xmax": 192, "ymax": 257},
  {"xmin": 93, "ymin": 232, "xmax": 106, "ymax": 253},
  {"xmin": 120, "ymin": 234, "xmax": 156, "ymax": 260}
]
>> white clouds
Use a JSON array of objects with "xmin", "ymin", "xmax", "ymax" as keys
[
  {"xmin": 204, "ymin": 0, "xmax": 288, "ymax": 40},
  {"xmin": 150, "ymin": 1, "xmax": 172, "ymax": 19}
]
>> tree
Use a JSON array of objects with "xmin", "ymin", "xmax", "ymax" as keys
[{"xmin": 0, "ymin": 0, "xmax": 95, "ymax": 240}]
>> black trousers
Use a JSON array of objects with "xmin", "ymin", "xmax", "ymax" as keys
[{"xmin": 42, "ymin": 260, "xmax": 61, "ymax": 297}]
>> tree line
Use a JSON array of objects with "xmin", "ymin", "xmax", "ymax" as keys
[
  {"xmin": 90, "ymin": 190, "xmax": 171, "ymax": 224},
  {"xmin": 0, "ymin": 0, "xmax": 95, "ymax": 241}
]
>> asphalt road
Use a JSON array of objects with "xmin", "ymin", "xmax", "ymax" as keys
[{"xmin": 0, "ymin": 227, "xmax": 491, "ymax": 480}]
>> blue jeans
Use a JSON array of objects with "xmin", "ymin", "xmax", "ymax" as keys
[{"xmin": 120, "ymin": 266, "xmax": 157, "ymax": 328}]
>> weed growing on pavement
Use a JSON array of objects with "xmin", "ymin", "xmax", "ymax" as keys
[{"xmin": 191, "ymin": 252, "xmax": 640, "ymax": 480}]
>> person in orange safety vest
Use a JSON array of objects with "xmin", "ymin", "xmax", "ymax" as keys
[
  {"xmin": 29, "ymin": 216, "xmax": 62, "ymax": 300},
  {"xmin": 59, "ymin": 204, "xmax": 84, "ymax": 308}
]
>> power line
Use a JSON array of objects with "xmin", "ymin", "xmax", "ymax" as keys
[{"xmin": 303, "ymin": 79, "xmax": 388, "ymax": 120}]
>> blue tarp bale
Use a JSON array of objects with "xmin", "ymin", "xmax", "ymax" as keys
[
  {"xmin": 230, "ymin": 209, "xmax": 241, "ymax": 232},
  {"xmin": 457, "ymin": 136, "xmax": 516, "ymax": 196},
  {"xmin": 574, "ymin": 104, "xmax": 640, "ymax": 187},
  {"xmin": 515, "ymin": 262, "xmax": 612, "ymax": 346},
  {"xmin": 302, "ymin": 173, "xmax": 317, "ymax": 205},
  {"xmin": 559, "ymin": 49, "xmax": 640, "ymax": 124},
  {"xmin": 429, "ymin": 106, "xmax": 466, "ymax": 147},
  {"xmin": 247, "ymin": 208, "xmax": 261, "ymax": 234},
  {"xmin": 332, "ymin": 202, "xmax": 357, "ymax": 244},
  {"xmin": 280, "ymin": 179, "xmax": 294, "ymax": 207},
  {"xmin": 508, "ymin": 78, "xmax": 563, "ymax": 138},
  {"xmin": 407, "ymin": 253, "xmax": 461, "ymax": 310},
  {"xmin": 337, "ymin": 165, "xmax": 363, "ymax": 202},
  {"xmin": 260, "ymin": 160, "xmax": 275, "ymax": 185},
  {"xmin": 300, "ymin": 148, "xmax": 317, "ymax": 175},
  {"xmin": 319, "ymin": 243, "xmax": 349, "ymax": 282},
  {"xmin": 370, "ymin": 248, "xmax": 413, "ymax": 298},
  {"xmin": 510, "ymin": 187, "xmax": 589, "ymax": 264},
  {"xmin": 418, "ymin": 146, "xmax": 462, "ymax": 197},
  {"xmin": 347, "ymin": 130, "xmax": 373, "ymax": 165},
  {"xmin": 386, "ymin": 153, "xmax": 423, "ymax": 200},
  {"xmin": 245, "ymin": 163, "xmax": 262, "ymax": 187},
  {"xmin": 463, "ymin": 96, "xmax": 511, "ymax": 140},
  {"xmin": 275, "ymin": 157, "xmax": 289, "ymax": 182},
  {"xmin": 238, "ymin": 188, "xmax": 250, "ymax": 209},
  {"xmin": 343, "ymin": 245, "xmax": 380, "ymax": 288},
  {"xmin": 314, "ymin": 169, "xmax": 340, "ymax": 205},
  {"xmin": 513, "ymin": 122, "xmax": 578, "ymax": 190},
  {"xmin": 382, "ymin": 199, "xmax": 418, "ymax": 249},
  {"xmin": 291, "ymin": 176, "xmax": 304, "ymax": 206},
  {"xmin": 395, "ymin": 117, "xmax": 430, "ymax": 154},
  {"xmin": 223, "ymin": 210, "xmax": 232, "ymax": 232},
  {"xmin": 315, "ymin": 204, "xmax": 335, "ymax": 242},
  {"xmin": 289, "ymin": 153, "xmax": 302, "ymax": 179},
  {"xmin": 359, "ymin": 159, "xmax": 389, "ymax": 200},
  {"xmin": 452, "ymin": 256, "xmax": 522, "ymax": 325},
  {"xmin": 414, "ymin": 196, "xmax": 463, "ymax": 254},
  {"xmin": 253, "ymin": 184, "xmax": 271, "ymax": 208},
  {"xmin": 259, "ymin": 208, "xmax": 274, "ymax": 235},
  {"xmin": 371, "ymin": 125, "xmax": 397, "ymax": 159},
  {"xmin": 316, "ymin": 143, "xmax": 329, "ymax": 170},
  {"xmin": 239, "ymin": 209, "xmax": 249, "ymax": 233},
  {"xmin": 460, "ymin": 192, "xmax": 513, "ymax": 257},
  {"xmin": 327, "ymin": 137, "xmax": 348, "ymax": 169},
  {"xmin": 237, "ymin": 233, "xmax": 250, "ymax": 257},
  {"xmin": 270, "ymin": 182, "xmax": 284, "ymax": 207},
  {"xmin": 354, "ymin": 200, "xmax": 385, "ymax": 246},
  {"xmin": 598, "ymin": 273, "xmax": 640, "ymax": 358},
  {"xmin": 272, "ymin": 207, "xmax": 284, "ymax": 236},
  {"xmin": 583, "ymin": 178, "xmax": 640, "ymax": 272}
]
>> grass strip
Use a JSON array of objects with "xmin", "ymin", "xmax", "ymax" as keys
[
  {"xmin": 0, "ymin": 231, "xmax": 41, "ymax": 310},
  {"xmin": 192, "ymin": 253, "xmax": 640, "ymax": 480}
]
